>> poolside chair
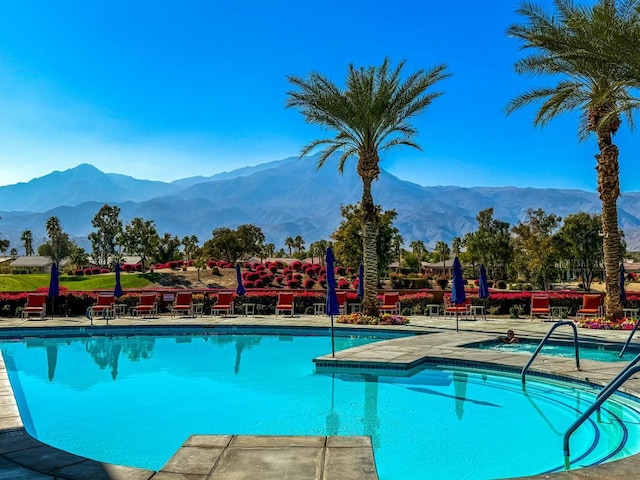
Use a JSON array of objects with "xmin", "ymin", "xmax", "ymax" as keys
[
  {"xmin": 211, "ymin": 292, "xmax": 234, "ymax": 317},
  {"xmin": 443, "ymin": 296, "xmax": 471, "ymax": 318},
  {"xmin": 275, "ymin": 292, "xmax": 295, "ymax": 317},
  {"xmin": 22, "ymin": 293, "xmax": 47, "ymax": 320},
  {"xmin": 530, "ymin": 295, "xmax": 550, "ymax": 322},
  {"xmin": 336, "ymin": 291, "xmax": 348, "ymax": 314},
  {"xmin": 132, "ymin": 293, "xmax": 158, "ymax": 319},
  {"xmin": 576, "ymin": 294, "xmax": 603, "ymax": 321},
  {"xmin": 171, "ymin": 291, "xmax": 194, "ymax": 317},
  {"xmin": 89, "ymin": 294, "xmax": 115, "ymax": 325},
  {"xmin": 379, "ymin": 292, "xmax": 401, "ymax": 315}
]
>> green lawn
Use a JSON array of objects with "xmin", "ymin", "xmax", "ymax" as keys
[{"xmin": 0, "ymin": 273, "xmax": 157, "ymax": 292}]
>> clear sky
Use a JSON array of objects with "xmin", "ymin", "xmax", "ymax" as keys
[{"xmin": 0, "ymin": 0, "xmax": 638, "ymax": 192}]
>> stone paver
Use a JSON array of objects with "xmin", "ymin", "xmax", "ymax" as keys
[{"xmin": 1, "ymin": 313, "xmax": 640, "ymax": 478}]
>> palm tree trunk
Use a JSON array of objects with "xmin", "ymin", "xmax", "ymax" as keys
[
  {"xmin": 596, "ymin": 133, "xmax": 622, "ymax": 320},
  {"xmin": 359, "ymin": 162, "xmax": 380, "ymax": 317}
]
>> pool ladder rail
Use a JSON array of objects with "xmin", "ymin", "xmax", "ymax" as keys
[
  {"xmin": 562, "ymin": 352, "xmax": 640, "ymax": 469},
  {"xmin": 619, "ymin": 316, "xmax": 640, "ymax": 358},
  {"xmin": 521, "ymin": 321, "xmax": 581, "ymax": 386}
]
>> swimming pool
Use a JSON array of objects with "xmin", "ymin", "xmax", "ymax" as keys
[
  {"xmin": 3, "ymin": 329, "xmax": 640, "ymax": 480},
  {"xmin": 472, "ymin": 339, "xmax": 636, "ymax": 362}
]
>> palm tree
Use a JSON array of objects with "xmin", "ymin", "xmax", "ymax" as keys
[
  {"xmin": 452, "ymin": 237, "xmax": 463, "ymax": 257},
  {"xmin": 434, "ymin": 241, "xmax": 451, "ymax": 276},
  {"xmin": 410, "ymin": 240, "xmax": 427, "ymax": 273},
  {"xmin": 287, "ymin": 58, "xmax": 449, "ymax": 315},
  {"xmin": 293, "ymin": 235, "xmax": 305, "ymax": 255},
  {"xmin": 506, "ymin": 0, "xmax": 640, "ymax": 320},
  {"xmin": 284, "ymin": 237, "xmax": 295, "ymax": 257},
  {"xmin": 21, "ymin": 230, "xmax": 34, "ymax": 256}
]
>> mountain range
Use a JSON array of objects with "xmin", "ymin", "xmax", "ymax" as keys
[{"xmin": 2, "ymin": 153, "xmax": 640, "ymax": 251}]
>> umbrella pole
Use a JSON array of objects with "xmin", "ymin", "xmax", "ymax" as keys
[
  {"xmin": 331, "ymin": 315, "xmax": 335, "ymax": 357},
  {"xmin": 456, "ymin": 311, "xmax": 459, "ymax": 333},
  {"xmin": 51, "ymin": 298, "xmax": 55, "ymax": 320}
]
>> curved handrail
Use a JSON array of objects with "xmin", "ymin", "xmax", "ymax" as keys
[
  {"xmin": 521, "ymin": 321, "xmax": 580, "ymax": 385},
  {"xmin": 619, "ymin": 317, "xmax": 640, "ymax": 358},
  {"xmin": 563, "ymin": 364, "xmax": 640, "ymax": 469}
]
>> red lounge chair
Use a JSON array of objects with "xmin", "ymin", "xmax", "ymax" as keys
[
  {"xmin": 132, "ymin": 293, "xmax": 158, "ymax": 319},
  {"xmin": 22, "ymin": 293, "xmax": 47, "ymax": 320},
  {"xmin": 275, "ymin": 292, "xmax": 294, "ymax": 317},
  {"xmin": 576, "ymin": 294, "xmax": 603, "ymax": 321},
  {"xmin": 211, "ymin": 292, "xmax": 234, "ymax": 317},
  {"xmin": 379, "ymin": 292, "xmax": 401, "ymax": 315},
  {"xmin": 336, "ymin": 291, "xmax": 348, "ymax": 314},
  {"xmin": 530, "ymin": 295, "xmax": 550, "ymax": 322},
  {"xmin": 171, "ymin": 292, "xmax": 194, "ymax": 317},
  {"xmin": 444, "ymin": 296, "xmax": 470, "ymax": 318},
  {"xmin": 89, "ymin": 294, "xmax": 115, "ymax": 324}
]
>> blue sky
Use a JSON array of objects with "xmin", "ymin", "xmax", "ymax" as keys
[{"xmin": 0, "ymin": 0, "xmax": 638, "ymax": 192}]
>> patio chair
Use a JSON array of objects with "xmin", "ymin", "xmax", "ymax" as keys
[
  {"xmin": 379, "ymin": 292, "xmax": 401, "ymax": 315},
  {"xmin": 132, "ymin": 293, "xmax": 159, "ymax": 319},
  {"xmin": 275, "ymin": 292, "xmax": 295, "ymax": 317},
  {"xmin": 211, "ymin": 292, "xmax": 234, "ymax": 317},
  {"xmin": 89, "ymin": 294, "xmax": 115, "ymax": 325},
  {"xmin": 443, "ymin": 295, "xmax": 471, "ymax": 318},
  {"xmin": 530, "ymin": 295, "xmax": 550, "ymax": 322},
  {"xmin": 171, "ymin": 291, "xmax": 194, "ymax": 317},
  {"xmin": 336, "ymin": 291, "xmax": 348, "ymax": 314},
  {"xmin": 576, "ymin": 294, "xmax": 603, "ymax": 321},
  {"xmin": 22, "ymin": 293, "xmax": 47, "ymax": 320}
]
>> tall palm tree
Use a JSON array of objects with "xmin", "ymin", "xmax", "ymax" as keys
[
  {"xmin": 287, "ymin": 58, "xmax": 449, "ymax": 315},
  {"xmin": 506, "ymin": 0, "xmax": 640, "ymax": 320}
]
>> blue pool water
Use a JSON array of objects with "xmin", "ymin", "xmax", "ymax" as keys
[
  {"xmin": 475, "ymin": 340, "xmax": 636, "ymax": 362},
  {"xmin": 3, "ymin": 330, "xmax": 640, "ymax": 480}
]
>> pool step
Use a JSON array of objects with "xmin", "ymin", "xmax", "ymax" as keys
[{"xmin": 158, "ymin": 434, "xmax": 378, "ymax": 480}]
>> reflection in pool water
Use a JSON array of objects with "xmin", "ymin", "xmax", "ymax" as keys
[{"xmin": 3, "ymin": 331, "xmax": 640, "ymax": 480}]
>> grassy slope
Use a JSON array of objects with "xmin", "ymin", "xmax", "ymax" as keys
[{"xmin": 0, "ymin": 273, "xmax": 156, "ymax": 292}]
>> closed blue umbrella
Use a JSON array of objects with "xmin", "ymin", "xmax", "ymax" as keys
[
  {"xmin": 326, "ymin": 247, "xmax": 339, "ymax": 357},
  {"xmin": 620, "ymin": 263, "xmax": 627, "ymax": 304},
  {"xmin": 114, "ymin": 262, "xmax": 123, "ymax": 298},
  {"xmin": 477, "ymin": 264, "xmax": 489, "ymax": 321},
  {"xmin": 451, "ymin": 257, "xmax": 466, "ymax": 332},
  {"xmin": 478, "ymin": 265, "xmax": 489, "ymax": 299},
  {"xmin": 357, "ymin": 263, "xmax": 364, "ymax": 298},
  {"xmin": 48, "ymin": 262, "xmax": 59, "ymax": 319},
  {"xmin": 236, "ymin": 263, "xmax": 246, "ymax": 296}
]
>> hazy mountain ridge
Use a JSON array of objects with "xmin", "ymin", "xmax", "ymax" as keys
[{"xmin": 1, "ymin": 154, "xmax": 639, "ymax": 251}]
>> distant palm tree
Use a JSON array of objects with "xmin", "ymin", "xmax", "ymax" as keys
[
  {"xmin": 284, "ymin": 237, "xmax": 295, "ymax": 257},
  {"xmin": 21, "ymin": 230, "xmax": 34, "ymax": 256},
  {"xmin": 293, "ymin": 235, "xmax": 305, "ymax": 255},
  {"xmin": 452, "ymin": 237, "xmax": 463, "ymax": 257},
  {"xmin": 506, "ymin": 0, "xmax": 640, "ymax": 320},
  {"xmin": 287, "ymin": 58, "xmax": 450, "ymax": 315},
  {"xmin": 434, "ymin": 241, "xmax": 451, "ymax": 275}
]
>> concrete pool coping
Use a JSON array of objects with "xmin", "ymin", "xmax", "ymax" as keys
[{"xmin": 1, "ymin": 313, "xmax": 640, "ymax": 479}]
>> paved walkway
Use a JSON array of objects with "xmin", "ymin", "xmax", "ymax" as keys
[{"xmin": 1, "ymin": 312, "xmax": 640, "ymax": 479}]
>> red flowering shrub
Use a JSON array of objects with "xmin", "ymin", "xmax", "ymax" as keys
[
  {"xmin": 244, "ymin": 281, "xmax": 255, "ymax": 288},
  {"xmin": 73, "ymin": 269, "xmax": 84, "ymax": 276},
  {"xmin": 287, "ymin": 280, "xmax": 300, "ymax": 289},
  {"xmin": 337, "ymin": 278, "xmax": 350, "ymax": 289},
  {"xmin": 275, "ymin": 276, "xmax": 284, "ymax": 285},
  {"xmin": 303, "ymin": 279, "xmax": 316, "ymax": 289},
  {"xmin": 290, "ymin": 261, "xmax": 302, "ymax": 272},
  {"xmin": 335, "ymin": 266, "xmax": 346, "ymax": 276}
]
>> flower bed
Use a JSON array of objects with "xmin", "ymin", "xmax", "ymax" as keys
[
  {"xmin": 577, "ymin": 317, "xmax": 638, "ymax": 330},
  {"xmin": 337, "ymin": 312, "xmax": 409, "ymax": 325}
]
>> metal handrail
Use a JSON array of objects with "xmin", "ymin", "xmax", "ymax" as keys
[
  {"xmin": 619, "ymin": 317, "xmax": 640, "ymax": 358},
  {"xmin": 521, "ymin": 321, "xmax": 580, "ymax": 385},
  {"xmin": 563, "ymin": 363, "xmax": 640, "ymax": 469}
]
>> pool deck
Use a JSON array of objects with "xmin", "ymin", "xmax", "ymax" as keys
[{"xmin": 1, "ymin": 312, "xmax": 640, "ymax": 479}]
